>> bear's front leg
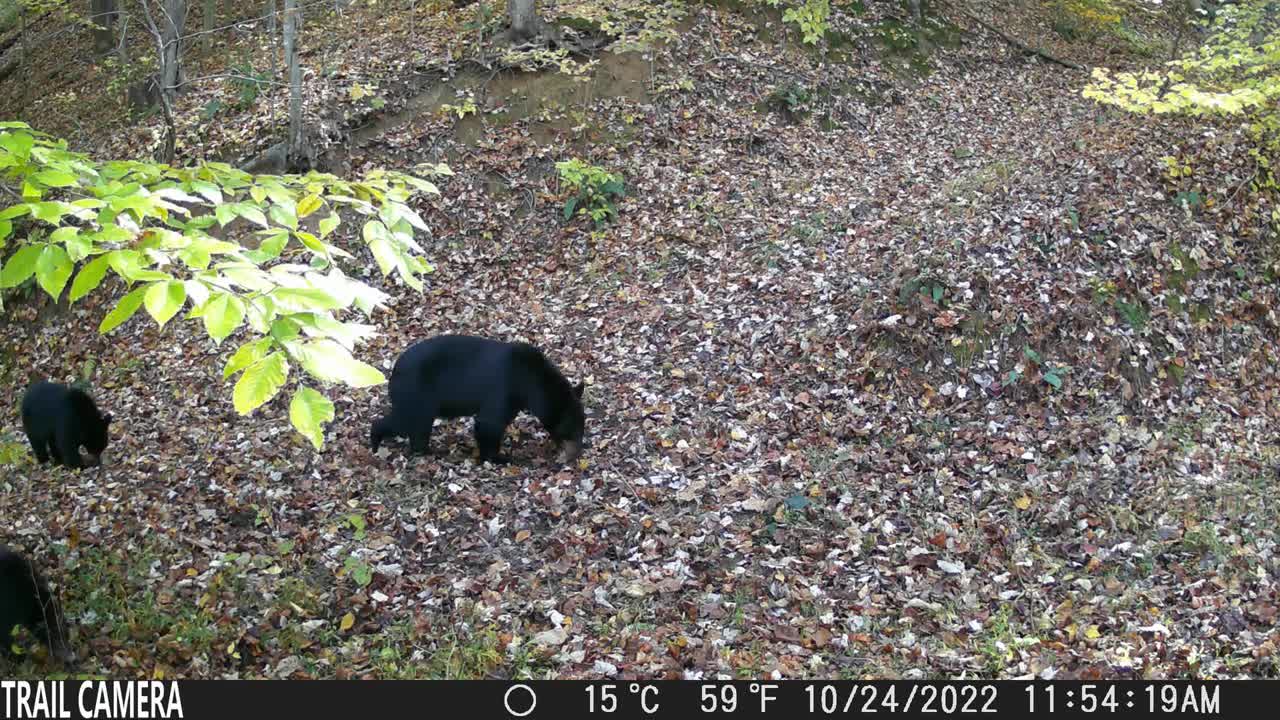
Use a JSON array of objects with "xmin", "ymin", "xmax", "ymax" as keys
[
  {"xmin": 31, "ymin": 436, "xmax": 51, "ymax": 464},
  {"xmin": 53, "ymin": 428, "xmax": 84, "ymax": 469},
  {"xmin": 409, "ymin": 416, "xmax": 434, "ymax": 455},
  {"xmin": 473, "ymin": 418, "xmax": 511, "ymax": 464}
]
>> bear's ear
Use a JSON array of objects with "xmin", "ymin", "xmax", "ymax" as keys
[
  {"xmin": 573, "ymin": 382, "xmax": 584, "ymax": 399},
  {"xmin": 103, "ymin": 413, "xmax": 113, "ymax": 425}
]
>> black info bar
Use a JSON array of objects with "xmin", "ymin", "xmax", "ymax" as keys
[{"xmin": 0, "ymin": 679, "xmax": 1248, "ymax": 719}]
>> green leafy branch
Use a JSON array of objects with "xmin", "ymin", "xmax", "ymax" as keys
[{"xmin": 0, "ymin": 122, "xmax": 452, "ymax": 450}]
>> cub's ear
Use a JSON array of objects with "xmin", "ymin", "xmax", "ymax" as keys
[
  {"xmin": 103, "ymin": 413, "xmax": 113, "ymax": 424},
  {"xmin": 573, "ymin": 382, "xmax": 585, "ymax": 399}
]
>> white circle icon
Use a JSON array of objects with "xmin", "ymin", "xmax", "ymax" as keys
[{"xmin": 504, "ymin": 684, "xmax": 537, "ymax": 717}]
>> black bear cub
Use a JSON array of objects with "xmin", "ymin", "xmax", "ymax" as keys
[
  {"xmin": 0, "ymin": 546, "xmax": 75, "ymax": 666},
  {"xmin": 20, "ymin": 381, "xmax": 113, "ymax": 468},
  {"xmin": 371, "ymin": 335, "xmax": 585, "ymax": 464}
]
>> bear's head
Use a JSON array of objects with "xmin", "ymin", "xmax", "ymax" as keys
[
  {"xmin": 81, "ymin": 412, "xmax": 112, "ymax": 466},
  {"xmin": 552, "ymin": 382, "xmax": 586, "ymax": 464}
]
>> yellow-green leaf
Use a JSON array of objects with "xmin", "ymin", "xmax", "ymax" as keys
[
  {"xmin": 318, "ymin": 214, "xmax": 340, "ymax": 238},
  {"xmin": 223, "ymin": 337, "xmax": 271, "ymax": 379},
  {"xmin": 69, "ymin": 254, "xmax": 112, "ymax": 304},
  {"xmin": 202, "ymin": 293, "xmax": 246, "ymax": 344},
  {"xmin": 289, "ymin": 386, "xmax": 335, "ymax": 450},
  {"xmin": 233, "ymin": 351, "xmax": 288, "ymax": 415},
  {"xmin": 35, "ymin": 244, "xmax": 73, "ymax": 300},
  {"xmin": 297, "ymin": 194, "xmax": 323, "ymax": 218},
  {"xmin": 299, "ymin": 339, "xmax": 385, "ymax": 388},
  {"xmin": 0, "ymin": 244, "xmax": 42, "ymax": 288},
  {"xmin": 144, "ymin": 279, "xmax": 186, "ymax": 327},
  {"xmin": 33, "ymin": 169, "xmax": 78, "ymax": 188},
  {"xmin": 99, "ymin": 286, "xmax": 147, "ymax": 334}
]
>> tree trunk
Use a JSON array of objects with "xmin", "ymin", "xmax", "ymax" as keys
[
  {"xmin": 116, "ymin": 9, "xmax": 130, "ymax": 67},
  {"xmin": 91, "ymin": 0, "xmax": 118, "ymax": 55},
  {"xmin": 138, "ymin": 0, "xmax": 181, "ymax": 163},
  {"xmin": 908, "ymin": 0, "xmax": 923, "ymax": 24},
  {"xmin": 156, "ymin": 0, "xmax": 187, "ymax": 100},
  {"xmin": 202, "ymin": 0, "xmax": 215, "ymax": 51},
  {"xmin": 19, "ymin": 7, "xmax": 28, "ymax": 109},
  {"xmin": 267, "ymin": 0, "xmax": 279, "ymax": 83},
  {"xmin": 506, "ymin": 0, "xmax": 539, "ymax": 41},
  {"xmin": 284, "ymin": 0, "xmax": 304, "ymax": 166}
]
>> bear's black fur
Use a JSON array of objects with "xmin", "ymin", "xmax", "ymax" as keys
[
  {"xmin": 0, "ymin": 546, "xmax": 75, "ymax": 666},
  {"xmin": 20, "ymin": 381, "xmax": 113, "ymax": 468},
  {"xmin": 371, "ymin": 335, "xmax": 585, "ymax": 464}
]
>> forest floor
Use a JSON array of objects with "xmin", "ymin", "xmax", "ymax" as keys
[{"xmin": 1, "ymin": 0, "xmax": 1278, "ymax": 679}]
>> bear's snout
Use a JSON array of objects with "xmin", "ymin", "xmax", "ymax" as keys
[{"xmin": 558, "ymin": 441, "xmax": 582, "ymax": 465}]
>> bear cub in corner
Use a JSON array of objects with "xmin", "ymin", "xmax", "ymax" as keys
[
  {"xmin": 0, "ymin": 545, "xmax": 75, "ymax": 666},
  {"xmin": 21, "ymin": 381, "xmax": 113, "ymax": 468},
  {"xmin": 371, "ymin": 335, "xmax": 585, "ymax": 464}
]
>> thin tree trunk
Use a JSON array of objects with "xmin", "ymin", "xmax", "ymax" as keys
[
  {"xmin": 284, "ymin": 0, "xmax": 304, "ymax": 165},
  {"xmin": 143, "ymin": 0, "xmax": 187, "ymax": 101},
  {"xmin": 19, "ymin": 8, "xmax": 28, "ymax": 111},
  {"xmin": 267, "ymin": 0, "xmax": 279, "ymax": 83},
  {"xmin": 138, "ymin": 0, "xmax": 179, "ymax": 163},
  {"xmin": 507, "ymin": 0, "xmax": 539, "ymax": 41},
  {"xmin": 202, "ymin": 0, "xmax": 214, "ymax": 51},
  {"xmin": 91, "ymin": 0, "xmax": 118, "ymax": 54},
  {"xmin": 116, "ymin": 9, "xmax": 129, "ymax": 67}
]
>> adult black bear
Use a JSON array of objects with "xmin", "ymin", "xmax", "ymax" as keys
[
  {"xmin": 371, "ymin": 335, "xmax": 585, "ymax": 464},
  {"xmin": 20, "ymin": 381, "xmax": 113, "ymax": 468},
  {"xmin": 0, "ymin": 546, "xmax": 75, "ymax": 666}
]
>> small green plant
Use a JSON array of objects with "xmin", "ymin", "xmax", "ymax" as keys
[
  {"xmin": 556, "ymin": 159, "xmax": 625, "ymax": 228},
  {"xmin": 1173, "ymin": 190, "xmax": 1204, "ymax": 212},
  {"xmin": 199, "ymin": 99, "xmax": 225, "ymax": 122},
  {"xmin": 1050, "ymin": 0, "xmax": 1123, "ymax": 42},
  {"xmin": 897, "ymin": 275, "xmax": 946, "ymax": 306},
  {"xmin": 348, "ymin": 82, "xmax": 386, "ymax": 110},
  {"xmin": 0, "ymin": 1, "xmax": 20, "ymax": 34},
  {"xmin": 347, "ymin": 513, "xmax": 367, "ymax": 540},
  {"xmin": 231, "ymin": 60, "xmax": 271, "ymax": 108},
  {"xmin": 1115, "ymin": 297, "xmax": 1149, "ymax": 331},
  {"xmin": 0, "ymin": 432, "xmax": 27, "ymax": 466},
  {"xmin": 439, "ymin": 97, "xmax": 478, "ymax": 120},
  {"xmin": 463, "ymin": 0, "xmax": 499, "ymax": 34},
  {"xmin": 767, "ymin": 81, "xmax": 813, "ymax": 116},
  {"xmin": 654, "ymin": 78, "xmax": 695, "ymax": 96},
  {"xmin": 978, "ymin": 605, "xmax": 1016, "ymax": 674},
  {"xmin": 782, "ymin": 0, "xmax": 831, "ymax": 45},
  {"xmin": 101, "ymin": 54, "xmax": 157, "ymax": 104},
  {"xmin": 1181, "ymin": 523, "xmax": 1226, "ymax": 558},
  {"xmin": 1023, "ymin": 346, "xmax": 1068, "ymax": 390},
  {"xmin": 343, "ymin": 555, "xmax": 373, "ymax": 587}
]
